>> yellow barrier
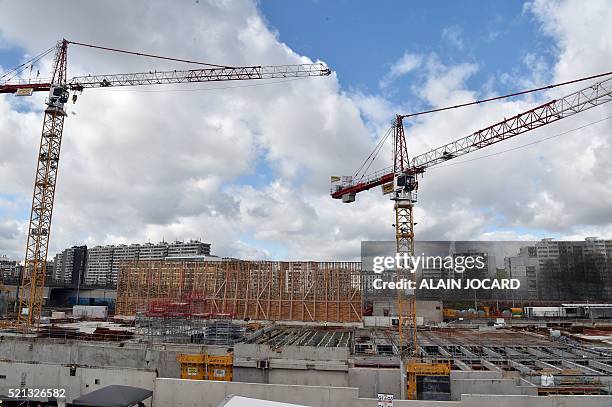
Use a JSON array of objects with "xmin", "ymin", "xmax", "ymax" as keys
[{"xmin": 177, "ymin": 353, "xmax": 233, "ymax": 381}]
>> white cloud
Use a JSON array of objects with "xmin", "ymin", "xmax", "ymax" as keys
[
  {"xmin": 526, "ymin": 0, "xmax": 612, "ymax": 81},
  {"xmin": 0, "ymin": 0, "xmax": 375, "ymax": 260},
  {"xmin": 1, "ymin": 0, "xmax": 612, "ymax": 264},
  {"xmin": 441, "ymin": 25, "xmax": 464, "ymax": 50},
  {"xmin": 379, "ymin": 52, "xmax": 422, "ymax": 88},
  {"xmin": 418, "ymin": 55, "xmax": 479, "ymax": 106}
]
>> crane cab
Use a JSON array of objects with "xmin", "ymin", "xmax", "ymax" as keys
[
  {"xmin": 392, "ymin": 173, "xmax": 418, "ymax": 203},
  {"xmin": 45, "ymin": 85, "xmax": 69, "ymax": 115},
  {"xmin": 394, "ymin": 174, "xmax": 417, "ymax": 191}
]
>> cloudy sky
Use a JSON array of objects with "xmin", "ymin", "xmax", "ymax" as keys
[{"xmin": 1, "ymin": 0, "xmax": 612, "ymax": 261}]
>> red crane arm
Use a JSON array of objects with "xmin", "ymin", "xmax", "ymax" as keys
[
  {"xmin": 330, "ymin": 169, "xmax": 395, "ymax": 200},
  {"xmin": 410, "ymin": 76, "xmax": 612, "ymax": 172},
  {"xmin": 0, "ymin": 79, "xmax": 51, "ymax": 94},
  {"xmin": 331, "ymin": 76, "xmax": 612, "ymax": 201}
]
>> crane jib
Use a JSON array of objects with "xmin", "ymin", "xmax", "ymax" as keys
[
  {"xmin": 7, "ymin": 38, "xmax": 332, "ymax": 328},
  {"xmin": 332, "ymin": 75, "xmax": 612, "ymax": 201},
  {"xmin": 67, "ymin": 63, "xmax": 330, "ymax": 89},
  {"xmin": 2, "ymin": 64, "xmax": 331, "ymax": 93}
]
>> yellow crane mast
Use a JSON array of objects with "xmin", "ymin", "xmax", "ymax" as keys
[
  {"xmin": 331, "ymin": 73, "xmax": 612, "ymax": 399},
  {"xmin": 0, "ymin": 39, "xmax": 331, "ymax": 327}
]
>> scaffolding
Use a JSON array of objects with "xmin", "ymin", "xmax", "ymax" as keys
[
  {"xmin": 117, "ymin": 260, "xmax": 362, "ymax": 323},
  {"xmin": 134, "ymin": 300, "xmax": 206, "ymax": 343},
  {"xmin": 133, "ymin": 299, "xmax": 246, "ymax": 344},
  {"xmin": 192, "ymin": 317, "xmax": 245, "ymax": 345}
]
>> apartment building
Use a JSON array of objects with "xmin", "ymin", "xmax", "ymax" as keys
[
  {"xmin": 0, "ymin": 256, "xmax": 16, "ymax": 280},
  {"xmin": 82, "ymin": 240, "xmax": 211, "ymax": 286},
  {"xmin": 53, "ymin": 246, "xmax": 87, "ymax": 285},
  {"xmin": 503, "ymin": 238, "xmax": 612, "ymax": 301}
]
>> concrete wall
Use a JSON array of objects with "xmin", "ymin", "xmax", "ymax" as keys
[
  {"xmin": 348, "ymin": 367, "xmax": 401, "ymax": 398},
  {"xmin": 152, "ymin": 378, "xmax": 612, "ymax": 407},
  {"xmin": 0, "ymin": 338, "xmax": 358, "ymax": 393},
  {"xmin": 372, "ymin": 299, "xmax": 443, "ymax": 323},
  {"xmin": 234, "ymin": 366, "xmax": 268, "ymax": 383},
  {"xmin": 0, "ymin": 360, "xmax": 156, "ymax": 405},
  {"xmin": 363, "ymin": 316, "xmax": 393, "ymax": 327},
  {"xmin": 268, "ymin": 369, "xmax": 347, "ymax": 387},
  {"xmin": 416, "ymin": 300, "xmax": 444, "ymax": 323},
  {"xmin": 233, "ymin": 343, "xmax": 350, "ymax": 387},
  {"xmin": 449, "ymin": 371, "xmax": 536, "ymax": 401},
  {"xmin": 234, "ymin": 367, "xmax": 347, "ymax": 387},
  {"xmin": 153, "ymin": 378, "xmax": 361, "ymax": 407},
  {"xmin": 451, "ymin": 378, "xmax": 537, "ymax": 401},
  {"xmin": 0, "ymin": 336, "xmax": 224, "ymax": 377},
  {"xmin": 0, "ymin": 346, "xmax": 609, "ymax": 407},
  {"xmin": 0, "ymin": 338, "xmax": 356, "ymax": 394},
  {"xmin": 0, "ymin": 338, "xmax": 546, "ymax": 403},
  {"xmin": 234, "ymin": 343, "xmax": 349, "ymax": 361},
  {"xmin": 1, "ymin": 337, "xmax": 608, "ymax": 407}
]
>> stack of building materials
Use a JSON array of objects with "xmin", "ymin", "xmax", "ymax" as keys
[{"xmin": 73, "ymin": 305, "xmax": 108, "ymax": 319}]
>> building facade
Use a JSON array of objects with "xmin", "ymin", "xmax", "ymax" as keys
[
  {"xmin": 503, "ymin": 238, "xmax": 612, "ymax": 302},
  {"xmin": 1, "ymin": 256, "xmax": 51, "ymax": 284},
  {"xmin": 85, "ymin": 245, "xmax": 115, "ymax": 286},
  {"xmin": 0, "ymin": 256, "xmax": 17, "ymax": 280},
  {"xmin": 504, "ymin": 246, "xmax": 539, "ymax": 300},
  {"xmin": 53, "ymin": 246, "xmax": 88, "ymax": 285},
  {"xmin": 82, "ymin": 240, "xmax": 212, "ymax": 286},
  {"xmin": 110, "ymin": 244, "xmax": 141, "ymax": 285},
  {"xmin": 168, "ymin": 240, "xmax": 211, "ymax": 257}
]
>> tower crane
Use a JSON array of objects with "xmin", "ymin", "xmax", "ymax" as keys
[
  {"xmin": 0, "ymin": 39, "xmax": 331, "ymax": 327},
  {"xmin": 331, "ymin": 75, "xmax": 612, "ymax": 399}
]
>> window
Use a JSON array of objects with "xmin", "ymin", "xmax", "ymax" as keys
[{"xmin": 95, "ymin": 379, "xmax": 100, "ymax": 385}]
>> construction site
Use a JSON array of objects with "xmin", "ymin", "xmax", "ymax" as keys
[
  {"xmin": 0, "ymin": 256, "xmax": 612, "ymax": 406},
  {"xmin": 1, "ymin": 14, "xmax": 612, "ymax": 407}
]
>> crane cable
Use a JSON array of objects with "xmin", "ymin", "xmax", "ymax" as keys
[
  {"xmin": 0, "ymin": 45, "xmax": 55, "ymax": 82},
  {"xmin": 67, "ymin": 40, "xmax": 235, "ymax": 69},
  {"xmin": 353, "ymin": 126, "xmax": 392, "ymax": 181},
  {"xmin": 430, "ymin": 114, "xmax": 612, "ymax": 169},
  {"xmin": 401, "ymin": 70, "xmax": 612, "ymax": 119},
  {"xmin": 364, "ymin": 113, "xmax": 612, "ymax": 176},
  {"xmin": 352, "ymin": 69, "xmax": 612, "ymax": 180},
  {"xmin": 66, "ymin": 40, "xmax": 318, "ymax": 92}
]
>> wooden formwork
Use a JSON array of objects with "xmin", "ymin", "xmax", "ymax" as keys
[{"xmin": 116, "ymin": 260, "xmax": 362, "ymax": 322}]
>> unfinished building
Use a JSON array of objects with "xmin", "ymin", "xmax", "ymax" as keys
[{"xmin": 116, "ymin": 260, "xmax": 362, "ymax": 322}]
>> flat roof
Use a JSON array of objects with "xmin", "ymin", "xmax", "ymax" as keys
[{"xmin": 71, "ymin": 385, "xmax": 152, "ymax": 407}]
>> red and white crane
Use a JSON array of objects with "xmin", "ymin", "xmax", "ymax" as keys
[
  {"xmin": 0, "ymin": 39, "xmax": 331, "ymax": 327},
  {"xmin": 331, "ymin": 74, "xmax": 612, "ymax": 399}
]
